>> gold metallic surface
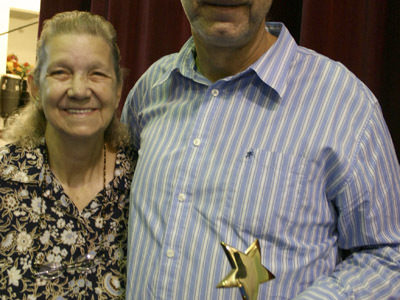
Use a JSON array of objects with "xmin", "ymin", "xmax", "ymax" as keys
[{"xmin": 217, "ymin": 239, "xmax": 275, "ymax": 300}]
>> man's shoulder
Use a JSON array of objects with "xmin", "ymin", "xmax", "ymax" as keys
[
  {"xmin": 139, "ymin": 38, "xmax": 194, "ymax": 83},
  {"xmin": 295, "ymin": 45, "xmax": 370, "ymax": 89},
  {"xmin": 148, "ymin": 52, "xmax": 180, "ymax": 73},
  {"xmin": 132, "ymin": 52, "xmax": 181, "ymax": 91}
]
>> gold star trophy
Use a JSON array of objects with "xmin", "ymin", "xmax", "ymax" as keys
[{"xmin": 217, "ymin": 239, "xmax": 275, "ymax": 300}]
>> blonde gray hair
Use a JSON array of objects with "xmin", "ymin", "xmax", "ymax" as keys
[{"xmin": 3, "ymin": 10, "xmax": 129, "ymax": 150}]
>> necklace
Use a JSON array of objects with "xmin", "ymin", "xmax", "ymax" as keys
[{"xmin": 103, "ymin": 143, "xmax": 106, "ymax": 190}]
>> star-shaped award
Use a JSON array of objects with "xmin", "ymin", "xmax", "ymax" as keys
[{"xmin": 216, "ymin": 239, "xmax": 275, "ymax": 300}]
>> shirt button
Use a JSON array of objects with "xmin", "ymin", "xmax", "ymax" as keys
[
  {"xmin": 167, "ymin": 249, "xmax": 175, "ymax": 258},
  {"xmin": 193, "ymin": 138, "xmax": 201, "ymax": 146},
  {"xmin": 211, "ymin": 89, "xmax": 219, "ymax": 97},
  {"xmin": 178, "ymin": 193, "xmax": 186, "ymax": 202}
]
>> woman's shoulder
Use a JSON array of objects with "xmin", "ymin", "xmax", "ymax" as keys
[
  {"xmin": 0, "ymin": 143, "xmax": 21, "ymax": 166},
  {"xmin": 0, "ymin": 142, "xmax": 44, "ymax": 163},
  {"xmin": 115, "ymin": 145, "xmax": 136, "ymax": 175},
  {"xmin": 0, "ymin": 143, "xmax": 45, "ymax": 183}
]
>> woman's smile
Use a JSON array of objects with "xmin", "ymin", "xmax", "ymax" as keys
[{"xmin": 40, "ymin": 33, "xmax": 121, "ymax": 140}]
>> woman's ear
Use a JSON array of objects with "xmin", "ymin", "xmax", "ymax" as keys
[
  {"xmin": 27, "ymin": 74, "xmax": 39, "ymax": 99},
  {"xmin": 115, "ymin": 82, "xmax": 123, "ymax": 110}
]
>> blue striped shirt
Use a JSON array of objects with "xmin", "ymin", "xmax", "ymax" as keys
[{"xmin": 121, "ymin": 23, "xmax": 400, "ymax": 299}]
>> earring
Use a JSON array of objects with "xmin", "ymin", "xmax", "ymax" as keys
[{"xmin": 33, "ymin": 96, "xmax": 42, "ymax": 109}]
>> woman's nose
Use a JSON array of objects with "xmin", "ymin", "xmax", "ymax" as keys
[{"xmin": 67, "ymin": 74, "xmax": 90, "ymax": 99}]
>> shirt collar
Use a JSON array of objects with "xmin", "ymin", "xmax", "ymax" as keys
[
  {"xmin": 152, "ymin": 38, "xmax": 198, "ymax": 87},
  {"xmin": 153, "ymin": 22, "xmax": 297, "ymax": 98},
  {"xmin": 250, "ymin": 22, "xmax": 297, "ymax": 98}
]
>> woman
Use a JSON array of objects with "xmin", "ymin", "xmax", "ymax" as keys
[{"xmin": 0, "ymin": 11, "xmax": 134, "ymax": 299}]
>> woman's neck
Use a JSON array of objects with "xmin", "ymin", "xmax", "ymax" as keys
[
  {"xmin": 44, "ymin": 131, "xmax": 109, "ymax": 211},
  {"xmin": 45, "ymin": 135, "xmax": 104, "ymax": 185}
]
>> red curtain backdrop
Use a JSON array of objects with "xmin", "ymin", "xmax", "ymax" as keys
[{"xmin": 39, "ymin": 0, "xmax": 399, "ymax": 158}]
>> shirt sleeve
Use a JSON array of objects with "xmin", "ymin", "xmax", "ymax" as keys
[
  {"xmin": 121, "ymin": 81, "xmax": 143, "ymax": 152},
  {"xmin": 295, "ymin": 103, "xmax": 400, "ymax": 299}
]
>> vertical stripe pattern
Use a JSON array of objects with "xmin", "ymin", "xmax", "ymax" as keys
[{"xmin": 122, "ymin": 23, "xmax": 400, "ymax": 299}]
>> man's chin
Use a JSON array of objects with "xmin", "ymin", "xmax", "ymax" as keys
[{"xmin": 197, "ymin": 27, "xmax": 250, "ymax": 48}]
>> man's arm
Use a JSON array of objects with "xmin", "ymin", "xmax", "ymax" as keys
[
  {"xmin": 296, "ymin": 104, "xmax": 400, "ymax": 299},
  {"xmin": 295, "ymin": 245, "xmax": 400, "ymax": 299}
]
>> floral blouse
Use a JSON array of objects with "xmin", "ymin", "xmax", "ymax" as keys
[{"xmin": 0, "ymin": 142, "xmax": 134, "ymax": 299}]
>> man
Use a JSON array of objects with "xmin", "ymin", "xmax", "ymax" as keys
[{"xmin": 122, "ymin": 0, "xmax": 400, "ymax": 298}]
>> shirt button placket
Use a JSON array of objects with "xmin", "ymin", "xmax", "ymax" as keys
[
  {"xmin": 166, "ymin": 249, "xmax": 175, "ymax": 258},
  {"xmin": 193, "ymin": 138, "xmax": 201, "ymax": 147},
  {"xmin": 178, "ymin": 193, "xmax": 186, "ymax": 202},
  {"xmin": 211, "ymin": 88, "xmax": 219, "ymax": 97}
]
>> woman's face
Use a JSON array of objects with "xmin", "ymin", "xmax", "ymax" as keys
[{"xmin": 38, "ymin": 33, "xmax": 121, "ymax": 142}]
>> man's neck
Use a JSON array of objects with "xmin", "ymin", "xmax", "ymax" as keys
[{"xmin": 194, "ymin": 28, "xmax": 277, "ymax": 82}]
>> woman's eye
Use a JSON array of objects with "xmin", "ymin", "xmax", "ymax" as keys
[
  {"xmin": 48, "ymin": 69, "xmax": 69, "ymax": 79},
  {"xmin": 91, "ymin": 71, "xmax": 109, "ymax": 78}
]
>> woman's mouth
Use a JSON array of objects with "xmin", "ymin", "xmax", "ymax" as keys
[{"xmin": 64, "ymin": 108, "xmax": 96, "ymax": 114}]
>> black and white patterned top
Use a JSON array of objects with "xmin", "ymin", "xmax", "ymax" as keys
[{"xmin": 0, "ymin": 142, "xmax": 134, "ymax": 299}]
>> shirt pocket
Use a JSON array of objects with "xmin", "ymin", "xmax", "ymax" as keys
[{"xmin": 219, "ymin": 149, "xmax": 329, "ymax": 239}]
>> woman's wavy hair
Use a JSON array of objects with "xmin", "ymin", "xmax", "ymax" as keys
[{"xmin": 3, "ymin": 10, "xmax": 129, "ymax": 150}]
